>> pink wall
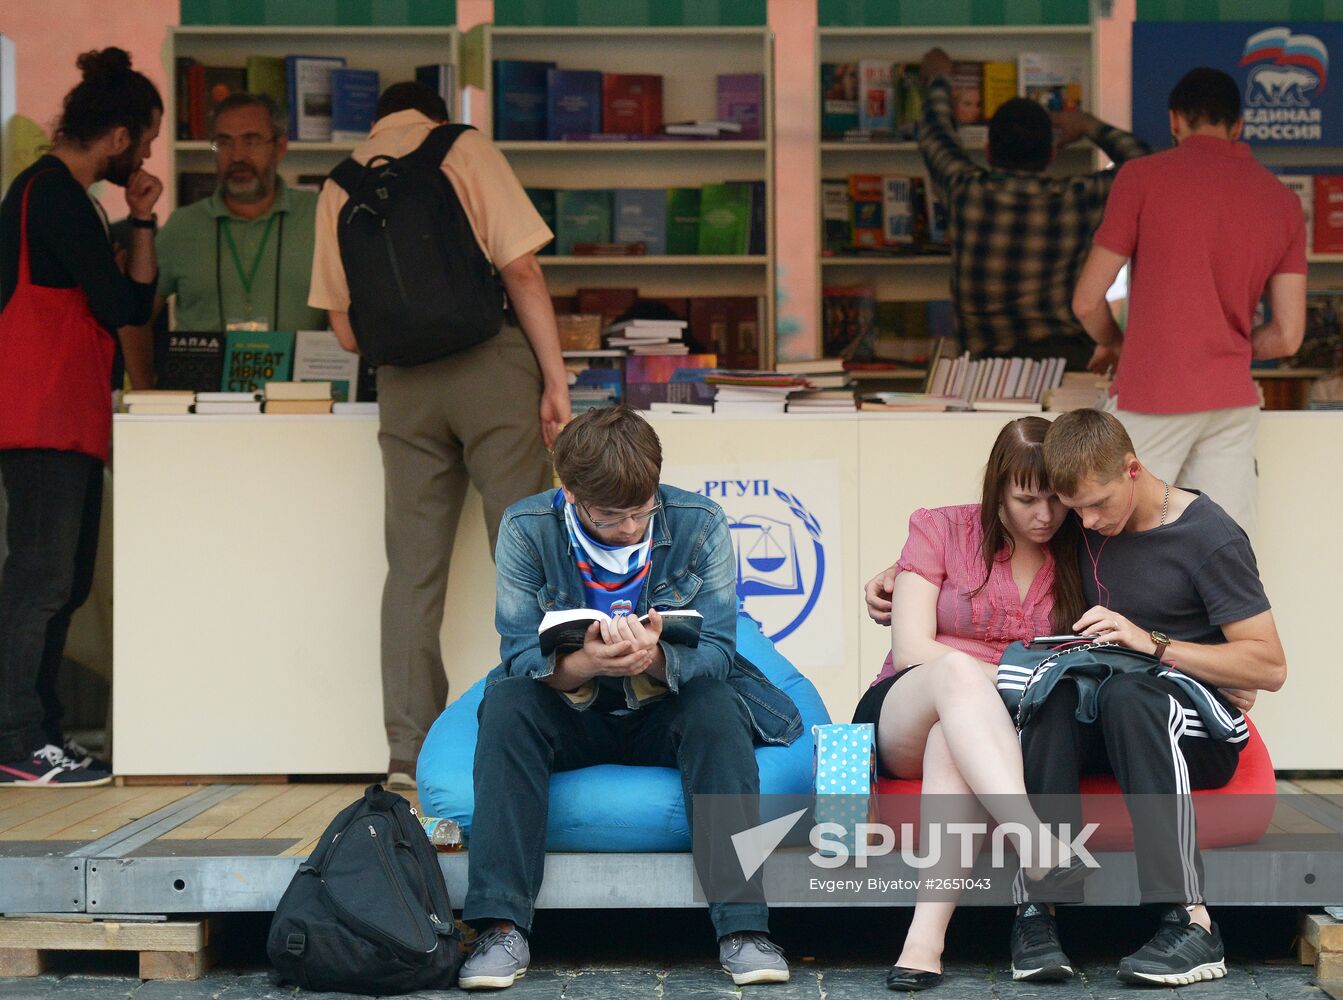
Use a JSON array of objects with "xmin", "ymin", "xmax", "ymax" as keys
[{"xmin": 1, "ymin": 1, "xmax": 179, "ymax": 217}]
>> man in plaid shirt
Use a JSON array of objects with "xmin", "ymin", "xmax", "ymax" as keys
[{"xmin": 918, "ymin": 48, "xmax": 1151, "ymax": 370}]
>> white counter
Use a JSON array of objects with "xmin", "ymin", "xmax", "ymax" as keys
[{"xmin": 112, "ymin": 412, "xmax": 1341, "ymax": 774}]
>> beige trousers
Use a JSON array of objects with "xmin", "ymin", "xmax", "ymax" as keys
[
  {"xmin": 1107, "ymin": 399, "xmax": 1260, "ymax": 538},
  {"xmin": 376, "ymin": 327, "xmax": 553, "ymax": 761}
]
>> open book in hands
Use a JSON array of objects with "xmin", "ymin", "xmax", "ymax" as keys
[{"xmin": 537, "ymin": 608, "xmax": 703, "ymax": 657}]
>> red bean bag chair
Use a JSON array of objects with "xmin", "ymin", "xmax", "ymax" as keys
[{"xmin": 874, "ymin": 716, "xmax": 1275, "ymax": 851}]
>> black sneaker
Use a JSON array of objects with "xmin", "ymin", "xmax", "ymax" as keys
[
  {"xmin": 1117, "ymin": 906, "xmax": 1226, "ymax": 986},
  {"xmin": 63, "ymin": 737, "xmax": 110, "ymax": 772},
  {"xmin": 1010, "ymin": 903, "xmax": 1074, "ymax": 982},
  {"xmin": 0, "ymin": 744, "xmax": 112, "ymax": 786}
]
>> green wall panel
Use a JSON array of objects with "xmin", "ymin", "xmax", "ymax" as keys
[
  {"xmin": 180, "ymin": 0, "xmax": 455, "ymax": 25},
  {"xmin": 1136, "ymin": 0, "xmax": 1343, "ymax": 18},
  {"xmin": 817, "ymin": 0, "xmax": 1088, "ymax": 26},
  {"xmin": 492, "ymin": 0, "xmax": 766, "ymax": 25}
]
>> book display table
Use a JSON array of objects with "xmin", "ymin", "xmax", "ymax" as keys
[{"xmin": 112, "ymin": 411, "xmax": 1341, "ymax": 775}]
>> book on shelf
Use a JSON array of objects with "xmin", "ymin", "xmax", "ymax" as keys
[
  {"xmin": 859, "ymin": 392, "xmax": 964, "ymax": 412},
  {"xmin": 157, "ymin": 331, "xmax": 226, "ymax": 392},
  {"xmin": 688, "ymin": 296, "xmax": 761, "ymax": 368},
  {"xmin": 525, "ymin": 188, "xmax": 556, "ymax": 255},
  {"xmin": 665, "ymin": 188, "xmax": 701, "ymax": 256},
  {"xmin": 697, "ymin": 183, "xmax": 751, "ymax": 256},
  {"xmin": 716, "ymin": 73, "xmax": 763, "ymax": 139},
  {"xmin": 538, "ymin": 607, "xmax": 702, "ymax": 657},
  {"xmin": 715, "ymin": 398, "xmax": 787, "ymax": 415},
  {"xmin": 1276, "ymin": 174, "xmax": 1312, "ymax": 238},
  {"xmin": 858, "ymin": 60, "xmax": 895, "ymax": 134},
  {"xmin": 627, "ymin": 343, "xmax": 690, "ymax": 355},
  {"xmin": 983, "ymin": 61, "xmax": 1017, "ymax": 119},
  {"xmin": 204, "ymin": 66, "xmax": 247, "ymax": 129},
  {"xmin": 329, "ymin": 68, "xmax": 379, "ymax": 143},
  {"xmin": 246, "ymin": 57, "xmax": 287, "ymax": 114},
  {"xmin": 602, "ymin": 74, "xmax": 663, "ymax": 135},
  {"xmin": 174, "ymin": 57, "xmax": 196, "ymax": 139},
  {"xmin": 556, "ymin": 313, "xmax": 604, "ymax": 351},
  {"xmin": 546, "ymin": 68, "xmax": 603, "ymax": 140},
  {"xmin": 1314, "ymin": 176, "xmax": 1343, "ymax": 253},
  {"xmin": 415, "ymin": 64, "xmax": 456, "ymax": 118},
  {"xmin": 555, "ymin": 189, "xmax": 613, "ymax": 255},
  {"xmin": 124, "ymin": 389, "xmax": 195, "ymax": 406},
  {"xmin": 1298, "ymin": 292, "xmax": 1343, "ymax": 369},
  {"xmin": 264, "ymin": 399, "xmax": 334, "ymax": 414},
  {"xmin": 285, "ymin": 56, "xmax": 346, "ymax": 141},
  {"xmin": 264, "ymin": 380, "xmax": 332, "ymax": 401},
  {"xmin": 951, "ymin": 62, "xmax": 985, "ymax": 126},
  {"xmin": 881, "ymin": 175, "xmax": 917, "ymax": 247},
  {"xmin": 127, "ymin": 402, "xmax": 194, "ymax": 415},
  {"xmin": 195, "ymin": 399, "xmax": 263, "ymax": 414},
  {"xmin": 571, "ymin": 242, "xmax": 647, "ymax": 256},
  {"xmin": 613, "ymin": 189, "xmax": 667, "ymax": 256},
  {"xmin": 896, "ymin": 64, "xmax": 922, "ymax": 140},
  {"xmin": 820, "ymin": 62, "xmax": 859, "ymax": 138},
  {"xmin": 293, "ymin": 330, "xmax": 360, "ymax": 403},
  {"xmin": 821, "ymin": 179, "xmax": 851, "ymax": 254},
  {"xmin": 664, "ymin": 120, "xmax": 742, "ymax": 137},
  {"xmin": 848, "ymin": 175, "xmax": 883, "ymax": 250},
  {"xmin": 222, "ymin": 330, "xmax": 294, "ymax": 394},
  {"xmin": 823, "ymin": 284, "xmax": 877, "ymax": 360},
  {"xmin": 1018, "ymin": 52, "xmax": 1085, "ymax": 112},
  {"xmin": 493, "ymin": 59, "xmax": 554, "ymax": 140},
  {"xmin": 606, "ymin": 318, "xmax": 687, "ymax": 336}
]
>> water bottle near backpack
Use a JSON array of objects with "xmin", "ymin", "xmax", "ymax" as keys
[{"xmin": 267, "ymin": 784, "xmax": 465, "ymax": 994}]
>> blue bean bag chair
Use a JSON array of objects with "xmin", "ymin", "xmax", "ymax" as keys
[{"xmin": 417, "ymin": 614, "xmax": 831, "ymax": 852}]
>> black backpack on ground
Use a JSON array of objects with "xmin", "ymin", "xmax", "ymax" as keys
[
  {"xmin": 328, "ymin": 124, "xmax": 506, "ymax": 367},
  {"xmin": 267, "ymin": 784, "xmax": 465, "ymax": 994}
]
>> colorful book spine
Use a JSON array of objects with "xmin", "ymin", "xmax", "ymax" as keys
[
  {"xmin": 221, "ymin": 330, "xmax": 295, "ymax": 394},
  {"xmin": 716, "ymin": 73, "xmax": 763, "ymax": 140},
  {"xmin": 613, "ymin": 188, "xmax": 667, "ymax": 255},
  {"xmin": 246, "ymin": 56, "xmax": 287, "ymax": 114},
  {"xmin": 493, "ymin": 59, "xmax": 555, "ymax": 140},
  {"xmin": 602, "ymin": 74, "xmax": 663, "ymax": 135},
  {"xmin": 285, "ymin": 55, "xmax": 346, "ymax": 141},
  {"xmin": 330, "ymin": 68, "xmax": 379, "ymax": 143},
  {"xmin": 555, "ymin": 190, "xmax": 613, "ymax": 255},
  {"xmin": 820, "ymin": 63, "xmax": 859, "ymax": 138},
  {"xmin": 697, "ymin": 183, "xmax": 751, "ymax": 256},
  {"xmin": 982, "ymin": 61, "xmax": 1017, "ymax": 119},
  {"xmin": 546, "ymin": 69, "xmax": 603, "ymax": 140},
  {"xmin": 821, "ymin": 178, "xmax": 851, "ymax": 254},
  {"xmin": 848, "ymin": 175, "xmax": 883, "ymax": 250},
  {"xmin": 665, "ymin": 187, "xmax": 701, "ymax": 255},
  {"xmin": 857, "ymin": 60, "xmax": 895, "ymax": 134}
]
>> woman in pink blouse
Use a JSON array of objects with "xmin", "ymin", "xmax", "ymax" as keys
[{"xmin": 856, "ymin": 417, "xmax": 1086, "ymax": 991}]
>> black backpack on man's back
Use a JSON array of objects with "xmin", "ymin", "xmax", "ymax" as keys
[
  {"xmin": 267, "ymin": 784, "xmax": 465, "ymax": 994},
  {"xmin": 327, "ymin": 124, "xmax": 505, "ymax": 367}
]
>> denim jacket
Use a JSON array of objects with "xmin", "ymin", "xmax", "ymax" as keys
[{"xmin": 485, "ymin": 484, "xmax": 802, "ymax": 746}]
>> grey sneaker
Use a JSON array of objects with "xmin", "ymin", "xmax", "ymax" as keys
[
  {"xmin": 719, "ymin": 932, "xmax": 789, "ymax": 985},
  {"xmin": 459, "ymin": 926, "xmax": 529, "ymax": 990}
]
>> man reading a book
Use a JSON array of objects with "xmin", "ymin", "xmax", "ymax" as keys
[{"xmin": 457, "ymin": 406, "xmax": 797, "ymax": 991}]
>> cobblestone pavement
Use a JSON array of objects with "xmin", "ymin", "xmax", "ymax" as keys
[{"xmin": 0, "ymin": 908, "xmax": 1324, "ymax": 998}]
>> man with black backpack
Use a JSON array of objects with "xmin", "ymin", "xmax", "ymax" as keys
[{"xmin": 309, "ymin": 82, "xmax": 570, "ymax": 789}]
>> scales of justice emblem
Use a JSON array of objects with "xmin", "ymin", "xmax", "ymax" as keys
[{"xmin": 727, "ymin": 488, "xmax": 825, "ymax": 644}]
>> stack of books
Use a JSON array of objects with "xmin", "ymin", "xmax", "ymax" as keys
[
  {"xmin": 860, "ymin": 392, "xmax": 967, "ymax": 412},
  {"xmin": 705, "ymin": 371, "xmax": 808, "ymax": 416},
  {"xmin": 1045, "ymin": 373, "xmax": 1112, "ymax": 412},
  {"xmin": 194, "ymin": 391, "xmax": 261, "ymax": 415},
  {"xmin": 605, "ymin": 317, "xmax": 689, "ymax": 355},
  {"xmin": 927, "ymin": 351, "xmax": 1069, "ymax": 410},
  {"xmin": 122, "ymin": 390, "xmax": 194, "ymax": 415},
  {"xmin": 263, "ymin": 381, "xmax": 333, "ymax": 415}
]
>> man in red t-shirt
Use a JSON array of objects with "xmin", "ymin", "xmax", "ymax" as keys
[{"xmin": 1071, "ymin": 67, "xmax": 1306, "ymax": 537}]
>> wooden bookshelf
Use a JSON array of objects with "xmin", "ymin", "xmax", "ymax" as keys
[
  {"xmin": 465, "ymin": 23, "xmax": 775, "ymax": 366},
  {"xmin": 814, "ymin": 21, "xmax": 1099, "ymax": 345},
  {"xmin": 164, "ymin": 25, "xmax": 460, "ymax": 209}
]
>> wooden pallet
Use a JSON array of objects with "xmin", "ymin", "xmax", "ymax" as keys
[{"xmin": 0, "ymin": 917, "xmax": 213, "ymax": 980}]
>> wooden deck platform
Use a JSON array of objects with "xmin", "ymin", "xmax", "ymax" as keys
[{"xmin": 1, "ymin": 780, "xmax": 1342, "ymax": 916}]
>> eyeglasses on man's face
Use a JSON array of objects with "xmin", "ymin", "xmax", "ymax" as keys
[
  {"xmin": 580, "ymin": 501, "xmax": 661, "ymax": 530},
  {"xmin": 210, "ymin": 133, "xmax": 279, "ymax": 153}
]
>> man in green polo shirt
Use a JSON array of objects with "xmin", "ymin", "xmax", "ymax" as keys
[{"xmin": 148, "ymin": 92, "xmax": 323, "ymax": 342}]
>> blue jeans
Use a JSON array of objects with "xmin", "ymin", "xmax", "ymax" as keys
[
  {"xmin": 464, "ymin": 675, "xmax": 770, "ymax": 939},
  {"xmin": 0, "ymin": 449, "xmax": 103, "ymax": 761}
]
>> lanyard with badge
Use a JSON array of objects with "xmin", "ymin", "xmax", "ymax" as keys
[{"xmin": 214, "ymin": 213, "xmax": 285, "ymax": 331}]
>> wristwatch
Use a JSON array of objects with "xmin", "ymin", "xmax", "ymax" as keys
[
  {"xmin": 129, "ymin": 214, "xmax": 157, "ymax": 231},
  {"xmin": 1150, "ymin": 629, "xmax": 1170, "ymax": 662}
]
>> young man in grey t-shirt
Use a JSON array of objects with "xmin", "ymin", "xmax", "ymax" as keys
[{"xmin": 1006, "ymin": 409, "xmax": 1286, "ymax": 989}]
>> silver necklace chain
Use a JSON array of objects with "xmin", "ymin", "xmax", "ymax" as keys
[{"xmin": 1160, "ymin": 481, "xmax": 1170, "ymax": 526}]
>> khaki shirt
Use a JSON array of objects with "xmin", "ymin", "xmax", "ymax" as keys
[{"xmin": 309, "ymin": 110, "xmax": 552, "ymax": 313}]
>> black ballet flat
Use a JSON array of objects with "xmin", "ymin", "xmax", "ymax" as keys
[{"xmin": 885, "ymin": 965, "xmax": 944, "ymax": 991}]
